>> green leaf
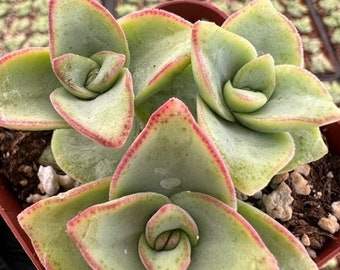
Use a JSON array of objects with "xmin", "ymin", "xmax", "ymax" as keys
[
  {"xmin": 139, "ymin": 231, "xmax": 191, "ymax": 270},
  {"xmin": 51, "ymin": 122, "xmax": 138, "ymax": 183},
  {"xmin": 144, "ymin": 204, "xmax": 199, "ymax": 249},
  {"xmin": 237, "ymin": 200, "xmax": 318, "ymax": 269},
  {"xmin": 280, "ymin": 128, "xmax": 328, "ymax": 172},
  {"xmin": 191, "ymin": 20, "xmax": 257, "ymax": 121},
  {"xmin": 67, "ymin": 192, "xmax": 171, "ymax": 269},
  {"xmin": 136, "ymin": 64, "xmax": 199, "ymax": 124},
  {"xmin": 235, "ymin": 65, "xmax": 340, "ymax": 132},
  {"xmin": 222, "ymin": 0, "xmax": 303, "ymax": 66},
  {"xmin": 49, "ymin": 0, "xmax": 129, "ymax": 61},
  {"xmin": 223, "ymin": 80, "xmax": 267, "ymax": 113},
  {"xmin": 110, "ymin": 98, "xmax": 236, "ymax": 207},
  {"xmin": 0, "ymin": 48, "xmax": 67, "ymax": 130},
  {"xmin": 53, "ymin": 51, "xmax": 126, "ymax": 99},
  {"xmin": 50, "ymin": 68, "xmax": 134, "ymax": 148},
  {"xmin": 119, "ymin": 9, "xmax": 192, "ymax": 105},
  {"xmin": 197, "ymin": 96, "xmax": 295, "ymax": 195},
  {"xmin": 171, "ymin": 192, "xmax": 279, "ymax": 269},
  {"xmin": 18, "ymin": 178, "xmax": 111, "ymax": 270},
  {"xmin": 53, "ymin": 53, "xmax": 100, "ymax": 99},
  {"xmin": 232, "ymin": 54, "xmax": 276, "ymax": 99}
]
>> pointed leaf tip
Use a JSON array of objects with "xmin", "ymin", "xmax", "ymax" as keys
[{"xmin": 110, "ymin": 98, "xmax": 236, "ymax": 207}]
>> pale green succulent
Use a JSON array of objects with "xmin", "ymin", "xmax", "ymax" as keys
[
  {"xmin": 18, "ymin": 99, "xmax": 317, "ymax": 269},
  {"xmin": 0, "ymin": 0, "xmax": 339, "ymax": 269}
]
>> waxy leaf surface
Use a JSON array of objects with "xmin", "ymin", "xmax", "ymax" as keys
[
  {"xmin": 50, "ymin": 69, "xmax": 134, "ymax": 148},
  {"xmin": 18, "ymin": 178, "xmax": 111, "ymax": 270},
  {"xmin": 197, "ymin": 97, "xmax": 295, "ymax": 195},
  {"xmin": 237, "ymin": 200, "xmax": 318, "ymax": 269},
  {"xmin": 0, "ymin": 48, "xmax": 67, "ymax": 130},
  {"xmin": 235, "ymin": 65, "xmax": 340, "ymax": 132},
  {"xmin": 110, "ymin": 98, "xmax": 236, "ymax": 207},
  {"xmin": 49, "ymin": 0, "xmax": 129, "ymax": 61},
  {"xmin": 119, "ymin": 9, "xmax": 192, "ymax": 105},
  {"xmin": 171, "ymin": 192, "xmax": 279, "ymax": 269},
  {"xmin": 222, "ymin": 0, "xmax": 303, "ymax": 66},
  {"xmin": 191, "ymin": 20, "xmax": 257, "ymax": 121},
  {"xmin": 67, "ymin": 192, "xmax": 171, "ymax": 270}
]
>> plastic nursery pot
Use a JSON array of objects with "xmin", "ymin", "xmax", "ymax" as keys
[
  {"xmin": 103, "ymin": 0, "xmax": 228, "ymax": 26},
  {"xmin": 154, "ymin": 0, "xmax": 228, "ymax": 26},
  {"xmin": 315, "ymin": 122, "xmax": 340, "ymax": 267},
  {"xmin": 0, "ymin": 175, "xmax": 44, "ymax": 270}
]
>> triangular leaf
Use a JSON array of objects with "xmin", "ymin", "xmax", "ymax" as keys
[
  {"xmin": 110, "ymin": 98, "xmax": 236, "ymax": 207},
  {"xmin": 18, "ymin": 178, "xmax": 111, "ymax": 270},
  {"xmin": 235, "ymin": 65, "xmax": 340, "ymax": 132},
  {"xmin": 171, "ymin": 192, "xmax": 279, "ymax": 269},
  {"xmin": 119, "ymin": 9, "xmax": 192, "ymax": 105},
  {"xmin": 222, "ymin": 0, "xmax": 303, "ymax": 66},
  {"xmin": 67, "ymin": 192, "xmax": 171, "ymax": 269},
  {"xmin": 280, "ymin": 128, "xmax": 328, "ymax": 173},
  {"xmin": 197, "ymin": 96, "xmax": 295, "ymax": 195},
  {"xmin": 51, "ymin": 122, "xmax": 138, "ymax": 183},
  {"xmin": 0, "ymin": 48, "xmax": 67, "ymax": 130},
  {"xmin": 237, "ymin": 200, "xmax": 318, "ymax": 269},
  {"xmin": 191, "ymin": 20, "xmax": 257, "ymax": 121},
  {"xmin": 49, "ymin": 0, "xmax": 129, "ymax": 61},
  {"xmin": 50, "ymin": 68, "xmax": 134, "ymax": 148}
]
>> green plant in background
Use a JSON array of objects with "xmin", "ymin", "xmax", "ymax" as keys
[{"xmin": 0, "ymin": 0, "xmax": 340, "ymax": 269}]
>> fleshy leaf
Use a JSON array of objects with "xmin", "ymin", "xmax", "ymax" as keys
[
  {"xmin": 110, "ymin": 98, "xmax": 236, "ymax": 207},
  {"xmin": 0, "ymin": 48, "xmax": 67, "ymax": 130},
  {"xmin": 51, "ymin": 122, "xmax": 138, "ymax": 183},
  {"xmin": 49, "ymin": 0, "xmax": 129, "ymax": 61},
  {"xmin": 223, "ymin": 80, "xmax": 267, "ymax": 113},
  {"xmin": 52, "ymin": 53, "xmax": 101, "ymax": 99},
  {"xmin": 119, "ymin": 9, "xmax": 192, "ymax": 105},
  {"xmin": 52, "ymin": 51, "xmax": 126, "ymax": 99},
  {"xmin": 67, "ymin": 192, "xmax": 171, "ymax": 270},
  {"xmin": 18, "ymin": 178, "xmax": 111, "ymax": 270},
  {"xmin": 237, "ymin": 200, "xmax": 318, "ymax": 269},
  {"xmin": 280, "ymin": 128, "xmax": 328, "ymax": 173},
  {"xmin": 135, "ymin": 64, "xmax": 199, "ymax": 124},
  {"xmin": 197, "ymin": 96, "xmax": 295, "ymax": 195},
  {"xmin": 232, "ymin": 54, "xmax": 276, "ymax": 99},
  {"xmin": 171, "ymin": 192, "xmax": 279, "ymax": 269},
  {"xmin": 50, "ymin": 68, "xmax": 134, "ymax": 148},
  {"xmin": 234, "ymin": 65, "xmax": 340, "ymax": 132},
  {"xmin": 222, "ymin": 0, "xmax": 303, "ymax": 66},
  {"xmin": 145, "ymin": 204, "xmax": 199, "ymax": 249},
  {"xmin": 139, "ymin": 231, "xmax": 191, "ymax": 270},
  {"xmin": 191, "ymin": 20, "xmax": 257, "ymax": 121},
  {"xmin": 86, "ymin": 51, "xmax": 126, "ymax": 93}
]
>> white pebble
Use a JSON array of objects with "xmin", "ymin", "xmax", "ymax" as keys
[
  {"xmin": 331, "ymin": 201, "xmax": 340, "ymax": 220},
  {"xmin": 301, "ymin": 234, "xmax": 310, "ymax": 246},
  {"xmin": 270, "ymin": 172, "xmax": 289, "ymax": 189},
  {"xmin": 290, "ymin": 171, "xmax": 311, "ymax": 195},
  {"xmin": 318, "ymin": 214, "xmax": 340, "ymax": 234},
  {"xmin": 293, "ymin": 164, "xmax": 311, "ymax": 177},
  {"xmin": 262, "ymin": 182, "xmax": 294, "ymax": 221}
]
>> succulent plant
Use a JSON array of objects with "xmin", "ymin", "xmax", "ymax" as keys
[
  {"xmin": 18, "ymin": 99, "xmax": 317, "ymax": 269},
  {"xmin": 0, "ymin": 0, "xmax": 340, "ymax": 268}
]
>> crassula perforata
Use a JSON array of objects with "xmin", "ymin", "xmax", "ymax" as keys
[{"xmin": 18, "ymin": 99, "xmax": 317, "ymax": 269}]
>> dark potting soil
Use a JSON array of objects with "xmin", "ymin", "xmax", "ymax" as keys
[{"xmin": 0, "ymin": 127, "xmax": 339, "ymax": 258}]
